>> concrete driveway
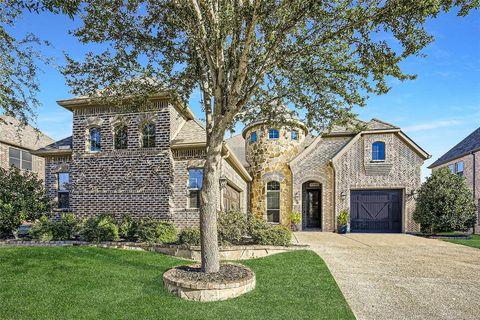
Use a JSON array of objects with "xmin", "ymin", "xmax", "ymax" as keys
[{"xmin": 294, "ymin": 232, "xmax": 480, "ymax": 320}]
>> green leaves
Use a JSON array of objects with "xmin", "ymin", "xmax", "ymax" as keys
[{"xmin": 413, "ymin": 167, "xmax": 477, "ymax": 234}]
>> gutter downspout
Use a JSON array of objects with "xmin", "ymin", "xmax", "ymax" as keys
[
  {"xmin": 473, "ymin": 152, "xmax": 477, "ymax": 235},
  {"xmin": 330, "ymin": 159, "xmax": 337, "ymax": 233}
]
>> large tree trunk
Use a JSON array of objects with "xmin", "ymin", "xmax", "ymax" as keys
[{"xmin": 199, "ymin": 135, "xmax": 223, "ymax": 273}]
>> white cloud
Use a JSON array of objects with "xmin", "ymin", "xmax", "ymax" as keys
[{"xmin": 403, "ymin": 120, "xmax": 463, "ymax": 132}]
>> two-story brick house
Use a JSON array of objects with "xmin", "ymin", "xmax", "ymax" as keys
[
  {"xmin": 428, "ymin": 127, "xmax": 480, "ymax": 232},
  {"xmin": 35, "ymin": 94, "xmax": 429, "ymax": 233},
  {"xmin": 33, "ymin": 94, "xmax": 250, "ymax": 228},
  {"xmin": 0, "ymin": 115, "xmax": 54, "ymax": 180}
]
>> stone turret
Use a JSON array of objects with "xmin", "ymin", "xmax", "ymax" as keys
[{"xmin": 242, "ymin": 111, "xmax": 307, "ymax": 225}]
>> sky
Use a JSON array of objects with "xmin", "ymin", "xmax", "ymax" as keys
[{"xmin": 8, "ymin": 7, "xmax": 480, "ymax": 180}]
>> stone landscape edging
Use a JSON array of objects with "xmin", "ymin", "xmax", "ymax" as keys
[{"xmin": 0, "ymin": 240, "xmax": 309, "ymax": 260}]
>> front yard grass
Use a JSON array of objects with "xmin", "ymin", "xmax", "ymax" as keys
[
  {"xmin": 444, "ymin": 234, "xmax": 480, "ymax": 249},
  {"xmin": 0, "ymin": 247, "xmax": 354, "ymax": 320}
]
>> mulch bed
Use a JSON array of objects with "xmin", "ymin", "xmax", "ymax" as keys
[{"xmin": 170, "ymin": 264, "xmax": 253, "ymax": 284}]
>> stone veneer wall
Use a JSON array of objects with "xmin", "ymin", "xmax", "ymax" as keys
[
  {"xmin": 334, "ymin": 133, "xmax": 424, "ymax": 232},
  {"xmin": 432, "ymin": 150, "xmax": 480, "ymax": 232},
  {"xmin": 291, "ymin": 136, "xmax": 351, "ymax": 231},
  {"xmin": 0, "ymin": 141, "xmax": 47, "ymax": 181},
  {"xmin": 244, "ymin": 124, "xmax": 305, "ymax": 225}
]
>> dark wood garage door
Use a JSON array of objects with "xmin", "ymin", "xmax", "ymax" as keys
[{"xmin": 350, "ymin": 190, "xmax": 402, "ymax": 233}]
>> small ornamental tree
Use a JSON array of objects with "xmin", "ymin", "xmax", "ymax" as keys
[
  {"xmin": 413, "ymin": 167, "xmax": 477, "ymax": 234},
  {"xmin": 0, "ymin": 166, "xmax": 52, "ymax": 238}
]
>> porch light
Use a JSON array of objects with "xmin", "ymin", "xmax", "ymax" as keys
[
  {"xmin": 294, "ymin": 192, "xmax": 300, "ymax": 204},
  {"xmin": 219, "ymin": 175, "xmax": 228, "ymax": 189},
  {"xmin": 340, "ymin": 191, "xmax": 347, "ymax": 200},
  {"xmin": 409, "ymin": 189, "xmax": 418, "ymax": 200}
]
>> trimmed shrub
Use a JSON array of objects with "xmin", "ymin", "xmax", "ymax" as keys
[
  {"xmin": 0, "ymin": 167, "xmax": 52, "ymax": 238},
  {"xmin": 249, "ymin": 217, "xmax": 292, "ymax": 246},
  {"xmin": 178, "ymin": 228, "xmax": 201, "ymax": 246},
  {"xmin": 30, "ymin": 213, "xmax": 80, "ymax": 241},
  {"xmin": 217, "ymin": 210, "xmax": 247, "ymax": 244},
  {"xmin": 413, "ymin": 167, "xmax": 477, "ymax": 233},
  {"xmin": 80, "ymin": 215, "xmax": 119, "ymax": 242},
  {"xmin": 137, "ymin": 220, "xmax": 177, "ymax": 244},
  {"xmin": 118, "ymin": 215, "xmax": 139, "ymax": 241}
]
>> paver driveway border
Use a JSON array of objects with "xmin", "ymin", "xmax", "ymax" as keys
[{"xmin": 294, "ymin": 232, "xmax": 480, "ymax": 320}]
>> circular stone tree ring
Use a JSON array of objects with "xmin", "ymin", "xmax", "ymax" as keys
[{"xmin": 163, "ymin": 263, "xmax": 256, "ymax": 302}]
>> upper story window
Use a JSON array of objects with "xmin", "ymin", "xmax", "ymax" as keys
[
  {"xmin": 142, "ymin": 123, "xmax": 156, "ymax": 148},
  {"xmin": 114, "ymin": 124, "xmax": 128, "ymax": 149},
  {"xmin": 88, "ymin": 127, "xmax": 101, "ymax": 152},
  {"xmin": 448, "ymin": 164, "xmax": 455, "ymax": 173},
  {"xmin": 372, "ymin": 141, "xmax": 385, "ymax": 161},
  {"xmin": 9, "ymin": 147, "xmax": 32, "ymax": 171},
  {"xmin": 250, "ymin": 131, "xmax": 257, "ymax": 143},
  {"xmin": 268, "ymin": 129, "xmax": 279, "ymax": 139},
  {"xmin": 291, "ymin": 130, "xmax": 298, "ymax": 140},
  {"xmin": 57, "ymin": 172, "xmax": 70, "ymax": 209},
  {"xmin": 266, "ymin": 181, "xmax": 280, "ymax": 223},
  {"xmin": 188, "ymin": 168, "xmax": 203, "ymax": 209},
  {"xmin": 456, "ymin": 161, "xmax": 464, "ymax": 177}
]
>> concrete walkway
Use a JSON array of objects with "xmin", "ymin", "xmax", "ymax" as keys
[{"xmin": 294, "ymin": 232, "xmax": 480, "ymax": 320}]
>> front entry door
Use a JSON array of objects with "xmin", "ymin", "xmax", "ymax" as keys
[{"xmin": 306, "ymin": 189, "xmax": 321, "ymax": 228}]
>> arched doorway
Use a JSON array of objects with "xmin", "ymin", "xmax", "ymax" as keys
[{"xmin": 302, "ymin": 181, "xmax": 322, "ymax": 229}]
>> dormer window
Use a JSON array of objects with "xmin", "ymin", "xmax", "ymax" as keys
[
  {"xmin": 250, "ymin": 131, "xmax": 257, "ymax": 143},
  {"xmin": 142, "ymin": 123, "xmax": 156, "ymax": 148},
  {"xmin": 89, "ymin": 127, "xmax": 101, "ymax": 152},
  {"xmin": 372, "ymin": 141, "xmax": 385, "ymax": 161},
  {"xmin": 291, "ymin": 130, "xmax": 298, "ymax": 140},
  {"xmin": 268, "ymin": 129, "xmax": 279, "ymax": 139}
]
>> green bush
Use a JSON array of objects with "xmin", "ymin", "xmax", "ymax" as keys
[
  {"xmin": 290, "ymin": 211, "xmax": 301, "ymax": 225},
  {"xmin": 0, "ymin": 167, "xmax": 52, "ymax": 238},
  {"xmin": 80, "ymin": 215, "xmax": 119, "ymax": 242},
  {"xmin": 118, "ymin": 215, "xmax": 139, "ymax": 241},
  {"xmin": 413, "ymin": 167, "xmax": 477, "ymax": 234},
  {"xmin": 177, "ymin": 228, "xmax": 201, "ymax": 246},
  {"xmin": 30, "ymin": 213, "xmax": 79, "ymax": 241},
  {"xmin": 217, "ymin": 210, "xmax": 247, "ymax": 244},
  {"xmin": 338, "ymin": 209, "xmax": 349, "ymax": 226},
  {"xmin": 137, "ymin": 220, "xmax": 177, "ymax": 244},
  {"xmin": 249, "ymin": 217, "xmax": 292, "ymax": 246}
]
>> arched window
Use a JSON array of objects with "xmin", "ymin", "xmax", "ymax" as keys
[
  {"xmin": 89, "ymin": 127, "xmax": 101, "ymax": 152},
  {"xmin": 266, "ymin": 181, "xmax": 280, "ymax": 223},
  {"xmin": 250, "ymin": 131, "xmax": 257, "ymax": 143},
  {"xmin": 114, "ymin": 124, "xmax": 128, "ymax": 149},
  {"xmin": 372, "ymin": 141, "xmax": 385, "ymax": 161},
  {"xmin": 268, "ymin": 129, "xmax": 279, "ymax": 139},
  {"xmin": 142, "ymin": 123, "xmax": 156, "ymax": 148}
]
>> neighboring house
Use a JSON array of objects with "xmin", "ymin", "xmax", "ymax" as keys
[
  {"xmin": 33, "ymin": 94, "xmax": 250, "ymax": 228},
  {"xmin": 34, "ymin": 93, "xmax": 429, "ymax": 233},
  {"xmin": 0, "ymin": 115, "xmax": 54, "ymax": 181},
  {"xmin": 428, "ymin": 127, "xmax": 480, "ymax": 232}
]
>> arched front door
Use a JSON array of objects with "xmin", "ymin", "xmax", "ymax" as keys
[{"xmin": 302, "ymin": 181, "xmax": 322, "ymax": 229}]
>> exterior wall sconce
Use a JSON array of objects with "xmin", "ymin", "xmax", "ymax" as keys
[
  {"xmin": 219, "ymin": 175, "xmax": 228, "ymax": 189},
  {"xmin": 408, "ymin": 189, "xmax": 418, "ymax": 200},
  {"xmin": 340, "ymin": 191, "xmax": 347, "ymax": 201},
  {"xmin": 294, "ymin": 191, "xmax": 300, "ymax": 204}
]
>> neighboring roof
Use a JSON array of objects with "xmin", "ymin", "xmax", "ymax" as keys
[
  {"xmin": 33, "ymin": 136, "xmax": 73, "ymax": 156},
  {"xmin": 428, "ymin": 126, "xmax": 480, "ymax": 168},
  {"xmin": 0, "ymin": 115, "xmax": 55, "ymax": 151},
  {"xmin": 171, "ymin": 119, "xmax": 206, "ymax": 146},
  {"xmin": 225, "ymin": 134, "xmax": 248, "ymax": 167}
]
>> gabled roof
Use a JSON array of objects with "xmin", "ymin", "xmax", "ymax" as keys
[
  {"xmin": 33, "ymin": 136, "xmax": 72, "ymax": 156},
  {"xmin": 0, "ymin": 115, "xmax": 54, "ymax": 151},
  {"xmin": 171, "ymin": 119, "xmax": 206, "ymax": 146},
  {"xmin": 428, "ymin": 126, "xmax": 480, "ymax": 168}
]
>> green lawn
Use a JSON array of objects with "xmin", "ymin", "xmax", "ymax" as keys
[
  {"xmin": 444, "ymin": 234, "xmax": 480, "ymax": 249},
  {"xmin": 0, "ymin": 247, "xmax": 354, "ymax": 320}
]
